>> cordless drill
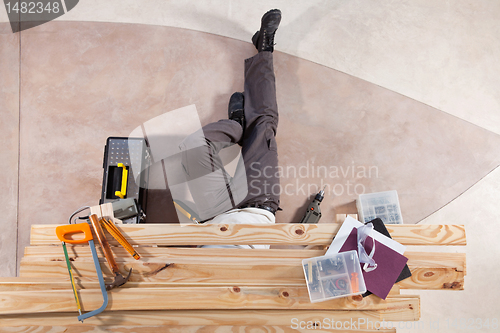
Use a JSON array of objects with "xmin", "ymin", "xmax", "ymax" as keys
[{"xmin": 300, "ymin": 186, "xmax": 326, "ymax": 223}]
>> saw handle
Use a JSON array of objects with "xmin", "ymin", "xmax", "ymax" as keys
[{"xmin": 56, "ymin": 223, "xmax": 93, "ymax": 244}]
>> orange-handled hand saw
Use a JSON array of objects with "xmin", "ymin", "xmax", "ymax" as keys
[{"xmin": 56, "ymin": 223, "xmax": 108, "ymax": 322}]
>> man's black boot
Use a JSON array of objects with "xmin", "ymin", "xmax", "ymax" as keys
[
  {"xmin": 228, "ymin": 92, "xmax": 245, "ymax": 131},
  {"xmin": 252, "ymin": 9, "xmax": 282, "ymax": 52}
]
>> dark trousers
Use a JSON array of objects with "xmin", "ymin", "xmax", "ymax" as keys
[{"xmin": 179, "ymin": 52, "xmax": 280, "ymax": 221}]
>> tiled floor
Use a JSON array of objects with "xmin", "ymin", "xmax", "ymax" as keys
[{"xmin": 1, "ymin": 1, "xmax": 500, "ymax": 332}]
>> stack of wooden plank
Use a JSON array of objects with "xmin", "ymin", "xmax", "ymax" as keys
[{"xmin": 0, "ymin": 222, "xmax": 466, "ymax": 332}]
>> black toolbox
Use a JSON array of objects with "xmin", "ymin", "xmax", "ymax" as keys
[{"xmin": 100, "ymin": 137, "xmax": 150, "ymax": 223}]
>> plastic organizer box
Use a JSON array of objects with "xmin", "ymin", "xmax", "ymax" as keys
[
  {"xmin": 302, "ymin": 250, "xmax": 366, "ymax": 302},
  {"xmin": 357, "ymin": 190, "xmax": 403, "ymax": 224}
]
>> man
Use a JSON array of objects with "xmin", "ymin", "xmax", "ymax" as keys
[{"xmin": 179, "ymin": 10, "xmax": 282, "ymax": 246}]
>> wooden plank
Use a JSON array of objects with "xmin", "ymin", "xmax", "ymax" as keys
[
  {"xmin": 16, "ymin": 260, "xmax": 466, "ymax": 293},
  {"xmin": 400, "ymin": 252, "xmax": 466, "ymax": 290},
  {"xmin": 23, "ymin": 247, "xmax": 325, "ymax": 264},
  {"xmin": 23, "ymin": 246, "xmax": 466, "ymax": 268},
  {"xmin": 379, "ymin": 295, "xmax": 420, "ymax": 321},
  {"xmin": 388, "ymin": 285, "xmax": 400, "ymax": 296},
  {"xmin": 0, "ymin": 309, "xmax": 413, "ymax": 327},
  {"xmin": 19, "ymin": 259, "xmax": 465, "ymax": 290},
  {"xmin": 30, "ymin": 224, "xmax": 467, "ymax": 246},
  {"xmin": 23, "ymin": 246, "xmax": 466, "ymax": 273},
  {"xmin": 0, "ymin": 278, "xmax": 223, "ymax": 291},
  {"xmin": 19, "ymin": 259, "xmax": 305, "ymax": 285},
  {"xmin": 0, "ymin": 286, "xmax": 418, "ymax": 314},
  {"xmin": 24, "ymin": 245, "xmax": 328, "ymax": 260},
  {"xmin": 0, "ymin": 277, "xmax": 75, "ymax": 291},
  {"xmin": 405, "ymin": 252, "xmax": 466, "ymax": 272},
  {"xmin": 0, "ymin": 325, "xmax": 397, "ymax": 333},
  {"xmin": 385, "ymin": 224, "xmax": 466, "ymax": 246},
  {"xmin": 19, "ymin": 252, "xmax": 466, "ymax": 290},
  {"xmin": 397, "ymin": 267, "xmax": 464, "ymax": 290},
  {"xmin": 0, "ymin": 278, "xmax": 280, "ymax": 291},
  {"xmin": 0, "ymin": 278, "xmax": 402, "ymax": 295},
  {"xmin": 23, "ymin": 246, "xmax": 466, "ymax": 270}
]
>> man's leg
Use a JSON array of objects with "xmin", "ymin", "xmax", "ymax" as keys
[
  {"xmin": 180, "ymin": 9, "xmax": 282, "ymax": 219},
  {"xmin": 239, "ymin": 51, "xmax": 280, "ymax": 212},
  {"xmin": 179, "ymin": 119, "xmax": 246, "ymax": 221},
  {"xmin": 237, "ymin": 52, "xmax": 280, "ymax": 211},
  {"xmin": 233, "ymin": 9, "xmax": 281, "ymax": 213}
]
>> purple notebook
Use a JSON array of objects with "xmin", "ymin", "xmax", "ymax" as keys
[{"xmin": 339, "ymin": 228, "xmax": 408, "ymax": 299}]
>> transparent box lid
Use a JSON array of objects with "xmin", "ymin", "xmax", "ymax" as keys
[{"xmin": 302, "ymin": 250, "xmax": 366, "ymax": 303}]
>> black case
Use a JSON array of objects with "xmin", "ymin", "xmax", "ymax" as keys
[{"xmin": 99, "ymin": 137, "xmax": 150, "ymax": 223}]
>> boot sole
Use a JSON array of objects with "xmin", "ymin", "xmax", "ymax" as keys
[
  {"xmin": 252, "ymin": 9, "xmax": 282, "ymax": 50},
  {"xmin": 228, "ymin": 92, "xmax": 245, "ymax": 119}
]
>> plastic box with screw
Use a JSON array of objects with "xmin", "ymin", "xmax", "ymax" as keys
[
  {"xmin": 302, "ymin": 250, "xmax": 366, "ymax": 302},
  {"xmin": 357, "ymin": 190, "xmax": 404, "ymax": 224}
]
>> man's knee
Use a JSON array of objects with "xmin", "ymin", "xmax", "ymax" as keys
[{"xmin": 180, "ymin": 128, "xmax": 207, "ymax": 152}]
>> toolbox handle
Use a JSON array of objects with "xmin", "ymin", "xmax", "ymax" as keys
[
  {"xmin": 56, "ymin": 223, "xmax": 93, "ymax": 244},
  {"xmin": 115, "ymin": 163, "xmax": 128, "ymax": 199}
]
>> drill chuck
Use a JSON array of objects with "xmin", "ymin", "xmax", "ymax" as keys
[{"xmin": 315, "ymin": 188, "xmax": 325, "ymax": 202}]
